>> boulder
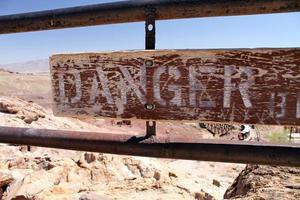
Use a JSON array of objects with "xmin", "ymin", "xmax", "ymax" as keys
[
  {"xmin": 0, "ymin": 97, "xmax": 45, "ymax": 124},
  {"xmin": 224, "ymin": 165, "xmax": 300, "ymax": 199}
]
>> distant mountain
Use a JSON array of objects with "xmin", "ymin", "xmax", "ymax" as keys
[{"xmin": 0, "ymin": 59, "xmax": 49, "ymax": 73}]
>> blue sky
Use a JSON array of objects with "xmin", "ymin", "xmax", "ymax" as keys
[{"xmin": 0, "ymin": 0, "xmax": 300, "ymax": 64}]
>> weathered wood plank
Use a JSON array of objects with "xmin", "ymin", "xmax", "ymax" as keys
[{"xmin": 50, "ymin": 49, "xmax": 300, "ymax": 125}]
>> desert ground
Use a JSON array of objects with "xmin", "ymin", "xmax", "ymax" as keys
[{"xmin": 0, "ymin": 69, "xmax": 299, "ymax": 200}]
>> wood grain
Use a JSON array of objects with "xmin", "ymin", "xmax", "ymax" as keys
[{"xmin": 50, "ymin": 49, "xmax": 300, "ymax": 125}]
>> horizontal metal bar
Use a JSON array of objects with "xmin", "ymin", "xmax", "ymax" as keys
[
  {"xmin": 0, "ymin": 0, "xmax": 299, "ymax": 34},
  {"xmin": 0, "ymin": 126, "xmax": 299, "ymax": 166}
]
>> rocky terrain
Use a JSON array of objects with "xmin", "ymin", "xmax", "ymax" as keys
[{"xmin": 225, "ymin": 165, "xmax": 300, "ymax": 200}]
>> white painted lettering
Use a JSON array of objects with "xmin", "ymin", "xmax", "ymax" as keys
[
  {"xmin": 153, "ymin": 66, "xmax": 167, "ymax": 106},
  {"xmin": 58, "ymin": 70, "xmax": 82, "ymax": 104},
  {"xmin": 276, "ymin": 92, "xmax": 287, "ymax": 118},
  {"xmin": 89, "ymin": 67, "xmax": 114, "ymax": 104},
  {"xmin": 119, "ymin": 67, "xmax": 146, "ymax": 104},
  {"xmin": 189, "ymin": 66, "xmax": 216, "ymax": 107},
  {"xmin": 71, "ymin": 70, "xmax": 82, "ymax": 104},
  {"xmin": 58, "ymin": 73, "xmax": 68, "ymax": 103},
  {"xmin": 223, "ymin": 66, "xmax": 232, "ymax": 108},
  {"xmin": 119, "ymin": 65, "xmax": 146, "ymax": 106},
  {"xmin": 167, "ymin": 67, "xmax": 182, "ymax": 106},
  {"xmin": 223, "ymin": 66, "xmax": 253, "ymax": 108},
  {"xmin": 297, "ymin": 92, "xmax": 300, "ymax": 118},
  {"xmin": 269, "ymin": 93, "xmax": 275, "ymax": 117}
]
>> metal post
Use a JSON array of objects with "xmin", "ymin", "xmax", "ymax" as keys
[
  {"xmin": 145, "ymin": 6, "xmax": 156, "ymax": 137},
  {"xmin": 145, "ymin": 6, "xmax": 156, "ymax": 49}
]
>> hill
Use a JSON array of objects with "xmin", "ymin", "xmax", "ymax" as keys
[{"xmin": 0, "ymin": 59, "xmax": 49, "ymax": 73}]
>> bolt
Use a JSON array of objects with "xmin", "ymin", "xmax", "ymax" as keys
[
  {"xmin": 145, "ymin": 60, "xmax": 153, "ymax": 67},
  {"xmin": 145, "ymin": 103, "xmax": 155, "ymax": 110},
  {"xmin": 50, "ymin": 19, "xmax": 54, "ymax": 26},
  {"xmin": 148, "ymin": 24, "xmax": 154, "ymax": 31}
]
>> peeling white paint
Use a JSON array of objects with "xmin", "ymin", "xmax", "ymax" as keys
[
  {"xmin": 276, "ymin": 92, "xmax": 287, "ymax": 118},
  {"xmin": 223, "ymin": 66, "xmax": 232, "ymax": 108},
  {"xmin": 189, "ymin": 66, "xmax": 216, "ymax": 108},
  {"xmin": 119, "ymin": 67, "xmax": 146, "ymax": 105},
  {"xmin": 58, "ymin": 73, "xmax": 68, "ymax": 103},
  {"xmin": 153, "ymin": 66, "xmax": 167, "ymax": 106},
  {"xmin": 89, "ymin": 67, "xmax": 114, "ymax": 104},
  {"xmin": 70, "ymin": 70, "xmax": 82, "ymax": 104},
  {"xmin": 297, "ymin": 92, "xmax": 300, "ymax": 118},
  {"xmin": 168, "ymin": 67, "xmax": 182, "ymax": 106},
  {"xmin": 223, "ymin": 66, "xmax": 253, "ymax": 108},
  {"xmin": 58, "ymin": 69, "xmax": 82, "ymax": 104},
  {"xmin": 238, "ymin": 67, "xmax": 253, "ymax": 108},
  {"xmin": 269, "ymin": 93, "xmax": 275, "ymax": 117}
]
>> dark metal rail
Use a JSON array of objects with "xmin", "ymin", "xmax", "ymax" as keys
[
  {"xmin": 0, "ymin": 126, "xmax": 299, "ymax": 166},
  {"xmin": 0, "ymin": 0, "xmax": 299, "ymax": 34}
]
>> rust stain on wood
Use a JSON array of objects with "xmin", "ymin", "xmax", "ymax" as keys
[{"xmin": 50, "ymin": 49, "xmax": 300, "ymax": 125}]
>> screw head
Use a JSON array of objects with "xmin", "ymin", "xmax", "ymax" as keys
[
  {"xmin": 145, "ymin": 60, "xmax": 153, "ymax": 67},
  {"xmin": 145, "ymin": 103, "xmax": 155, "ymax": 110},
  {"xmin": 147, "ymin": 24, "xmax": 154, "ymax": 31}
]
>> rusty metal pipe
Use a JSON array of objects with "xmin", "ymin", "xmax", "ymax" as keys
[
  {"xmin": 0, "ymin": 126, "xmax": 299, "ymax": 166},
  {"xmin": 0, "ymin": 0, "xmax": 299, "ymax": 34}
]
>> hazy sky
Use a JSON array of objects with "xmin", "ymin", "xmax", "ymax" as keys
[{"xmin": 0, "ymin": 0, "xmax": 300, "ymax": 64}]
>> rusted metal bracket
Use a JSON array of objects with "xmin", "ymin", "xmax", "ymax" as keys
[
  {"xmin": 145, "ymin": 6, "xmax": 156, "ymax": 50},
  {"xmin": 145, "ymin": 7, "xmax": 157, "ymax": 137},
  {"xmin": 146, "ymin": 121, "xmax": 156, "ymax": 137}
]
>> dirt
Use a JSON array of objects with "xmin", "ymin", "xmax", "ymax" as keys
[{"xmin": 0, "ymin": 71, "xmax": 51, "ymax": 109}]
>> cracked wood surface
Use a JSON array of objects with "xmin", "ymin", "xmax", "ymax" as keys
[{"xmin": 50, "ymin": 48, "xmax": 300, "ymax": 125}]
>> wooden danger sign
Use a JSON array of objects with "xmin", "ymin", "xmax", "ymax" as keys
[{"xmin": 50, "ymin": 49, "xmax": 300, "ymax": 125}]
